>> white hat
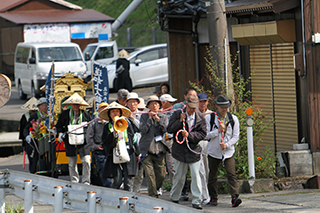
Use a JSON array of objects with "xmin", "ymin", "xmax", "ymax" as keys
[
  {"xmin": 160, "ymin": 94, "xmax": 177, "ymax": 103},
  {"xmin": 138, "ymin": 98, "xmax": 145, "ymax": 109},
  {"xmin": 126, "ymin": 92, "xmax": 140, "ymax": 103},
  {"xmin": 21, "ymin": 97, "xmax": 38, "ymax": 110},
  {"xmin": 37, "ymin": 97, "xmax": 47, "ymax": 107},
  {"xmin": 62, "ymin": 93, "xmax": 89, "ymax": 106}
]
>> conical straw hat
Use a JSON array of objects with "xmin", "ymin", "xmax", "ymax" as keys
[
  {"xmin": 21, "ymin": 97, "xmax": 38, "ymax": 110},
  {"xmin": 99, "ymin": 101, "xmax": 131, "ymax": 121},
  {"xmin": 116, "ymin": 49, "xmax": 130, "ymax": 58},
  {"xmin": 62, "ymin": 93, "xmax": 89, "ymax": 106}
]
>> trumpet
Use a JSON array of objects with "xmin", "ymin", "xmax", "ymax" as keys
[{"xmin": 113, "ymin": 116, "xmax": 128, "ymax": 132}]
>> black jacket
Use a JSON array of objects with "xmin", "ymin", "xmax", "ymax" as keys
[
  {"xmin": 167, "ymin": 108, "xmax": 206, "ymax": 163},
  {"xmin": 56, "ymin": 109, "xmax": 91, "ymax": 157},
  {"xmin": 102, "ymin": 119, "xmax": 140, "ymax": 178}
]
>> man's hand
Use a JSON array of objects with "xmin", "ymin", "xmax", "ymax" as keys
[
  {"xmin": 180, "ymin": 112, "xmax": 186, "ymax": 122},
  {"xmin": 220, "ymin": 141, "xmax": 227, "ymax": 150},
  {"xmin": 58, "ymin": 133, "xmax": 64, "ymax": 142},
  {"xmin": 149, "ymin": 111, "xmax": 160, "ymax": 122},
  {"xmin": 218, "ymin": 122, "xmax": 225, "ymax": 133},
  {"xmin": 97, "ymin": 145, "xmax": 104, "ymax": 150},
  {"xmin": 181, "ymin": 130, "xmax": 188, "ymax": 138},
  {"xmin": 136, "ymin": 155, "xmax": 141, "ymax": 163}
]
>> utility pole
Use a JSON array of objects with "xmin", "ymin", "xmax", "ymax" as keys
[{"xmin": 206, "ymin": 0, "xmax": 234, "ymax": 98}]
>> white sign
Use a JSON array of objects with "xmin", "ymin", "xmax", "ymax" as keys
[
  {"xmin": 24, "ymin": 24, "xmax": 70, "ymax": 42},
  {"xmin": 70, "ymin": 22, "xmax": 112, "ymax": 41}
]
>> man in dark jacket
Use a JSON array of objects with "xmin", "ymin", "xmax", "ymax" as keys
[
  {"xmin": 56, "ymin": 93, "xmax": 91, "ymax": 185},
  {"xmin": 168, "ymin": 95, "xmax": 207, "ymax": 210}
]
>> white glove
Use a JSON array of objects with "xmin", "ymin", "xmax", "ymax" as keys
[
  {"xmin": 58, "ymin": 133, "xmax": 65, "ymax": 142},
  {"xmin": 26, "ymin": 135, "xmax": 31, "ymax": 143}
]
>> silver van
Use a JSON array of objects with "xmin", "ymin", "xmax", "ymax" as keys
[{"xmin": 14, "ymin": 42, "xmax": 87, "ymax": 99}]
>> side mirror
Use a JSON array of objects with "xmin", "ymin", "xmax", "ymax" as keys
[
  {"xmin": 29, "ymin": 57, "xmax": 36, "ymax": 64},
  {"xmin": 135, "ymin": 59, "xmax": 142, "ymax": 66},
  {"xmin": 85, "ymin": 52, "xmax": 90, "ymax": 61}
]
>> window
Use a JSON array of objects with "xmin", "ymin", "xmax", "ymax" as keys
[
  {"xmin": 136, "ymin": 49, "xmax": 159, "ymax": 63},
  {"xmin": 82, "ymin": 45, "xmax": 97, "ymax": 61},
  {"xmin": 15, "ymin": 47, "xmax": 30, "ymax": 64},
  {"xmin": 95, "ymin": 46, "xmax": 114, "ymax": 60},
  {"xmin": 38, "ymin": 47, "xmax": 83, "ymax": 62}
]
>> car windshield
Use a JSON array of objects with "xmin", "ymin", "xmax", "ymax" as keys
[
  {"xmin": 38, "ymin": 47, "xmax": 83, "ymax": 62},
  {"xmin": 82, "ymin": 45, "xmax": 97, "ymax": 61}
]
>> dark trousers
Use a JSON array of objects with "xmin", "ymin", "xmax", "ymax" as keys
[
  {"xmin": 26, "ymin": 141, "xmax": 39, "ymax": 174},
  {"xmin": 141, "ymin": 153, "xmax": 166, "ymax": 197},
  {"xmin": 113, "ymin": 164, "xmax": 131, "ymax": 191},
  {"xmin": 207, "ymin": 155, "xmax": 239, "ymax": 198},
  {"xmin": 93, "ymin": 150, "xmax": 112, "ymax": 187}
]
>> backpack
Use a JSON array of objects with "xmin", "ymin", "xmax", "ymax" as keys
[{"xmin": 209, "ymin": 112, "xmax": 234, "ymax": 131}]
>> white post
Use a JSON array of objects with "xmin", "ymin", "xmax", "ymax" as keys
[
  {"xmin": 54, "ymin": 186, "xmax": 63, "ymax": 213},
  {"xmin": 153, "ymin": 206, "xmax": 163, "ymax": 213},
  {"xmin": 247, "ymin": 125, "xmax": 255, "ymax": 178},
  {"xmin": 87, "ymin": 190, "xmax": 97, "ymax": 213},
  {"xmin": 119, "ymin": 196, "xmax": 129, "ymax": 213},
  {"xmin": 0, "ymin": 172, "xmax": 5, "ymax": 213},
  {"xmin": 24, "ymin": 179, "xmax": 34, "ymax": 213},
  {"xmin": 246, "ymin": 108, "xmax": 255, "ymax": 179}
]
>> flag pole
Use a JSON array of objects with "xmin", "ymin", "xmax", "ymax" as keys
[
  {"xmin": 49, "ymin": 60, "xmax": 55, "ymax": 129},
  {"xmin": 91, "ymin": 59, "xmax": 96, "ymax": 118}
]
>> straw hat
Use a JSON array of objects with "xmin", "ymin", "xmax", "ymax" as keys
[
  {"xmin": 21, "ymin": 97, "xmax": 38, "ymax": 110},
  {"xmin": 62, "ymin": 93, "xmax": 89, "ymax": 106},
  {"xmin": 99, "ymin": 101, "xmax": 131, "ymax": 121},
  {"xmin": 117, "ymin": 49, "xmax": 130, "ymax": 58}
]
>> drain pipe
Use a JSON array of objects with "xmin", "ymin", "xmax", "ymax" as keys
[{"xmin": 301, "ymin": 0, "xmax": 307, "ymax": 76}]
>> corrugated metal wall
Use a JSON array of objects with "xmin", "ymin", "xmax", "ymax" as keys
[{"xmin": 250, "ymin": 43, "xmax": 298, "ymax": 154}]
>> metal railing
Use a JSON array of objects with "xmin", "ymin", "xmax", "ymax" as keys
[{"xmin": 0, "ymin": 169, "xmax": 195, "ymax": 213}]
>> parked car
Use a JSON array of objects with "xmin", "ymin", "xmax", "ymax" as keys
[
  {"xmin": 14, "ymin": 42, "xmax": 86, "ymax": 99},
  {"xmin": 107, "ymin": 43, "xmax": 168, "ymax": 90}
]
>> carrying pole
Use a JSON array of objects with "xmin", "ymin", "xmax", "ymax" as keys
[
  {"xmin": 91, "ymin": 59, "xmax": 96, "ymax": 118},
  {"xmin": 49, "ymin": 61, "xmax": 55, "ymax": 129}
]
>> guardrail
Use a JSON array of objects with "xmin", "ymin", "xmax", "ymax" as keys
[{"xmin": 0, "ymin": 169, "xmax": 195, "ymax": 213}]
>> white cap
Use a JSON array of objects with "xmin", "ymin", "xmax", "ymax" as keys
[{"xmin": 160, "ymin": 94, "xmax": 177, "ymax": 103}]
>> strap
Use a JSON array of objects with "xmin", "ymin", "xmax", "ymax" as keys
[{"xmin": 210, "ymin": 112, "xmax": 215, "ymax": 131}]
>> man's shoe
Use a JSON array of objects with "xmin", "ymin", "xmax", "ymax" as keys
[
  {"xmin": 232, "ymin": 195, "xmax": 242, "ymax": 207},
  {"xmin": 172, "ymin": 200, "xmax": 179, "ymax": 204},
  {"xmin": 180, "ymin": 192, "xmax": 189, "ymax": 201},
  {"xmin": 210, "ymin": 197, "xmax": 218, "ymax": 206},
  {"xmin": 202, "ymin": 197, "xmax": 210, "ymax": 205},
  {"xmin": 192, "ymin": 204, "xmax": 202, "ymax": 210}
]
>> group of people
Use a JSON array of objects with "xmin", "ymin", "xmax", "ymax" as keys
[{"xmin": 19, "ymin": 84, "xmax": 242, "ymax": 210}]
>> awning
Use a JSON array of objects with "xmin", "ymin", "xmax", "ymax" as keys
[
  {"xmin": 231, "ymin": 19, "xmax": 296, "ymax": 45},
  {"xmin": 0, "ymin": 9, "xmax": 114, "ymax": 24}
]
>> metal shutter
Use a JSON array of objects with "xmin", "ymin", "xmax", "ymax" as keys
[{"xmin": 250, "ymin": 43, "xmax": 297, "ymax": 154}]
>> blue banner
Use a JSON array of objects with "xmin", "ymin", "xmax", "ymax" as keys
[
  {"xmin": 92, "ymin": 63, "xmax": 109, "ymax": 118},
  {"xmin": 45, "ymin": 65, "xmax": 55, "ymax": 116}
]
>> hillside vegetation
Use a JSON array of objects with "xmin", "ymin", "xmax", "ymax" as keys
[{"xmin": 68, "ymin": 0, "xmax": 167, "ymax": 47}]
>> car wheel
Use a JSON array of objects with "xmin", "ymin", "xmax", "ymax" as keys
[{"xmin": 18, "ymin": 82, "xmax": 27, "ymax": 100}]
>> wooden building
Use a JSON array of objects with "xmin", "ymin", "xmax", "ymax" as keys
[
  {"xmin": 0, "ymin": 0, "xmax": 114, "ymax": 80},
  {"xmin": 158, "ymin": 0, "xmax": 319, "ymax": 156}
]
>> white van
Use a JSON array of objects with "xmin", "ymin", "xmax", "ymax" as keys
[
  {"xmin": 82, "ymin": 41, "xmax": 118, "ymax": 80},
  {"xmin": 14, "ymin": 42, "xmax": 87, "ymax": 99}
]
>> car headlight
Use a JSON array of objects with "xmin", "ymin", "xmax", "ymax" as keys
[{"xmin": 35, "ymin": 72, "xmax": 47, "ymax": 80}]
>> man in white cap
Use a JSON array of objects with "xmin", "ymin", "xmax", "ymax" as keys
[
  {"xmin": 24, "ymin": 97, "xmax": 48, "ymax": 173},
  {"xmin": 160, "ymin": 94, "xmax": 177, "ymax": 191},
  {"xmin": 56, "ymin": 93, "xmax": 92, "ymax": 185},
  {"xmin": 86, "ymin": 102, "xmax": 112, "ymax": 187}
]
